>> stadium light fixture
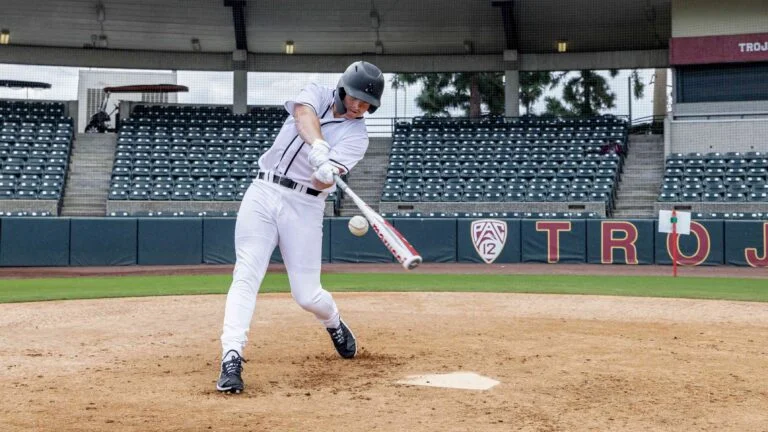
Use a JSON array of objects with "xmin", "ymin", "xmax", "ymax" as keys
[
  {"xmin": 285, "ymin": 40, "xmax": 294, "ymax": 55},
  {"xmin": 557, "ymin": 40, "xmax": 568, "ymax": 53},
  {"xmin": 0, "ymin": 30, "xmax": 9, "ymax": 45}
]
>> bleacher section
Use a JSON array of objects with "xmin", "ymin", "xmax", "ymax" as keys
[
  {"xmin": 0, "ymin": 100, "xmax": 73, "ymax": 215},
  {"xmin": 383, "ymin": 211, "xmax": 766, "ymax": 220},
  {"xmin": 656, "ymin": 151, "xmax": 768, "ymax": 214},
  {"xmin": 106, "ymin": 104, "xmax": 337, "ymax": 216},
  {"xmin": 381, "ymin": 211, "xmax": 600, "ymax": 219},
  {"xmin": 107, "ymin": 210, "xmax": 238, "ymax": 217},
  {"xmin": 379, "ymin": 115, "xmax": 628, "ymax": 217}
]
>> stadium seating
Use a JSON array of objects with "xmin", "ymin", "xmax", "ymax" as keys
[
  {"xmin": 383, "ymin": 115, "xmax": 628, "ymax": 212},
  {"xmin": 379, "ymin": 211, "xmax": 601, "ymax": 219},
  {"xmin": 108, "ymin": 104, "xmax": 339, "ymax": 208},
  {"xmin": 0, "ymin": 100, "xmax": 72, "ymax": 205},
  {"xmin": 692, "ymin": 212, "xmax": 767, "ymax": 220},
  {"xmin": 658, "ymin": 152, "xmax": 768, "ymax": 203}
]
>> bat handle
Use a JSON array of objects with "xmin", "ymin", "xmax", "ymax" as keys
[{"xmin": 333, "ymin": 173, "xmax": 348, "ymax": 191}]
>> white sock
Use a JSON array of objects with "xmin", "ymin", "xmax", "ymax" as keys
[{"xmin": 322, "ymin": 313, "xmax": 341, "ymax": 330}]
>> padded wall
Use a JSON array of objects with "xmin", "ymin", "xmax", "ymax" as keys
[
  {"xmin": 587, "ymin": 220, "xmax": 655, "ymax": 264},
  {"xmin": 330, "ymin": 218, "xmax": 394, "ymax": 263},
  {"xmin": 521, "ymin": 219, "xmax": 587, "ymax": 263},
  {"xmin": 0, "ymin": 217, "xmax": 766, "ymax": 267},
  {"xmin": 203, "ymin": 218, "xmax": 331, "ymax": 265},
  {"xmin": 137, "ymin": 218, "xmax": 203, "ymax": 265},
  {"xmin": 655, "ymin": 220, "xmax": 724, "ymax": 266},
  {"xmin": 393, "ymin": 218, "xmax": 457, "ymax": 263},
  {"xmin": 70, "ymin": 218, "xmax": 137, "ymax": 266},
  {"xmin": 0, "ymin": 218, "xmax": 70, "ymax": 266},
  {"xmin": 724, "ymin": 221, "xmax": 768, "ymax": 266},
  {"xmin": 457, "ymin": 218, "xmax": 521, "ymax": 263},
  {"xmin": 203, "ymin": 218, "xmax": 236, "ymax": 264}
]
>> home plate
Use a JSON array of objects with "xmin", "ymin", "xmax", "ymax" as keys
[{"xmin": 396, "ymin": 372, "xmax": 500, "ymax": 390}]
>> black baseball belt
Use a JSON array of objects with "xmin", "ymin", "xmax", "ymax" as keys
[{"xmin": 256, "ymin": 171, "xmax": 322, "ymax": 196}]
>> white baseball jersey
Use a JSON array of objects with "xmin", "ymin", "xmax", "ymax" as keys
[
  {"xmin": 221, "ymin": 83, "xmax": 369, "ymax": 360},
  {"xmin": 257, "ymin": 83, "xmax": 369, "ymax": 193}
]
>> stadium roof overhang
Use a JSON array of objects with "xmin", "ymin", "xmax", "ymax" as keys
[{"xmin": 0, "ymin": 0, "xmax": 671, "ymax": 72}]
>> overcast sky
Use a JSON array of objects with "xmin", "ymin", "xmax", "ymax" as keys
[{"xmin": 0, "ymin": 63, "xmax": 661, "ymax": 121}]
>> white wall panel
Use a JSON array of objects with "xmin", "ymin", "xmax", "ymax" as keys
[{"xmin": 672, "ymin": 0, "xmax": 768, "ymax": 37}]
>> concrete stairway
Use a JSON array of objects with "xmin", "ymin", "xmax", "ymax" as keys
[
  {"xmin": 612, "ymin": 135, "xmax": 665, "ymax": 219},
  {"xmin": 60, "ymin": 133, "xmax": 117, "ymax": 216},
  {"xmin": 338, "ymin": 137, "xmax": 392, "ymax": 216}
]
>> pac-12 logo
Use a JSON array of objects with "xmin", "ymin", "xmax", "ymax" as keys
[{"xmin": 471, "ymin": 219, "xmax": 507, "ymax": 264}]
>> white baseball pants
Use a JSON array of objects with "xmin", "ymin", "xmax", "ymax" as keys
[{"xmin": 220, "ymin": 179, "xmax": 340, "ymax": 357}]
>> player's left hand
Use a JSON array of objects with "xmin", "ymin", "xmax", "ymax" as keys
[
  {"xmin": 308, "ymin": 139, "xmax": 331, "ymax": 168},
  {"xmin": 313, "ymin": 162, "xmax": 339, "ymax": 185}
]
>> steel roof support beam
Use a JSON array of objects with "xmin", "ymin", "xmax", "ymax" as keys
[
  {"xmin": 492, "ymin": 0, "xmax": 518, "ymax": 50},
  {"xmin": 224, "ymin": 0, "xmax": 248, "ymax": 51}
]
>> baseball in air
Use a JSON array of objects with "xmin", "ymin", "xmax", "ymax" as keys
[{"xmin": 348, "ymin": 215, "xmax": 369, "ymax": 237}]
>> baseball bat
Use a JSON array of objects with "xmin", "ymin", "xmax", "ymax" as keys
[{"xmin": 334, "ymin": 174, "xmax": 422, "ymax": 271}]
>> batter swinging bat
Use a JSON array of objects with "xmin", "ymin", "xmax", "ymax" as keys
[{"xmin": 334, "ymin": 174, "xmax": 422, "ymax": 270}]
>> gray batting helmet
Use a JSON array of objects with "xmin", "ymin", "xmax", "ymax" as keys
[{"xmin": 334, "ymin": 61, "xmax": 384, "ymax": 115}]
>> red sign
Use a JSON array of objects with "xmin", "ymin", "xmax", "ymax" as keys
[{"xmin": 669, "ymin": 32, "xmax": 768, "ymax": 65}]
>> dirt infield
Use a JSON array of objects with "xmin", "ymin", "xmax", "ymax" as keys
[
  {"xmin": 1, "ymin": 264, "xmax": 768, "ymax": 431},
  {"xmin": 1, "ymin": 262, "xmax": 768, "ymax": 431}
]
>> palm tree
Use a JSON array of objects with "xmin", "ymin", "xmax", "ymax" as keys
[
  {"xmin": 392, "ymin": 71, "xmax": 552, "ymax": 118},
  {"xmin": 519, "ymin": 71, "xmax": 554, "ymax": 115},
  {"xmin": 391, "ymin": 72, "xmax": 504, "ymax": 118},
  {"xmin": 545, "ymin": 69, "xmax": 645, "ymax": 117}
]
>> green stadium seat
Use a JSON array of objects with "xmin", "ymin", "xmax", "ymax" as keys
[
  {"xmin": 525, "ymin": 192, "xmax": 546, "ymax": 201},
  {"xmin": 440, "ymin": 191, "xmax": 460, "ymax": 201},
  {"xmin": 38, "ymin": 190, "xmax": 59, "ymax": 200},
  {"xmin": 723, "ymin": 192, "xmax": 746, "ymax": 202},
  {"xmin": 680, "ymin": 191, "xmax": 701, "ymax": 201},
  {"xmin": 381, "ymin": 192, "xmax": 400, "ymax": 202},
  {"xmin": 462, "ymin": 192, "xmax": 482, "ymax": 202},
  {"xmin": 382, "ymin": 184, "xmax": 402, "ymax": 194},
  {"xmin": 658, "ymin": 192, "xmax": 679, "ymax": 202},
  {"xmin": 568, "ymin": 192, "xmax": 588, "ymax": 201},
  {"xmin": 547, "ymin": 192, "xmax": 568, "ymax": 202}
]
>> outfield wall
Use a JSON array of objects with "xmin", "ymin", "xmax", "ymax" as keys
[{"xmin": 0, "ymin": 217, "xmax": 766, "ymax": 268}]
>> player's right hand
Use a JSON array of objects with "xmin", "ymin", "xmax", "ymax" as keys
[
  {"xmin": 308, "ymin": 139, "xmax": 331, "ymax": 168},
  {"xmin": 313, "ymin": 162, "xmax": 339, "ymax": 186}
]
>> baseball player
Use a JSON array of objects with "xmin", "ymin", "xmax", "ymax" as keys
[{"xmin": 216, "ymin": 61, "xmax": 385, "ymax": 394}]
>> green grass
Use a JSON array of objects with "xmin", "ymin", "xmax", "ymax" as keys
[{"xmin": 0, "ymin": 273, "xmax": 767, "ymax": 303}]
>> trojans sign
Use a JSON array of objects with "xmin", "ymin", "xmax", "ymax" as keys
[{"xmin": 471, "ymin": 219, "xmax": 507, "ymax": 264}]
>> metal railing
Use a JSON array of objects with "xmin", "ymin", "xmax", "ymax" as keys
[
  {"xmin": 629, "ymin": 115, "xmax": 665, "ymax": 135},
  {"xmin": 673, "ymin": 110, "xmax": 768, "ymax": 121},
  {"xmin": 364, "ymin": 117, "xmax": 399, "ymax": 137}
]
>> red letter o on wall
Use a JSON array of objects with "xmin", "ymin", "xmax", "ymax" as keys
[{"xmin": 666, "ymin": 221, "xmax": 711, "ymax": 266}]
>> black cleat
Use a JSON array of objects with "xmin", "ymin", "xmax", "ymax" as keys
[
  {"xmin": 216, "ymin": 350, "xmax": 245, "ymax": 394},
  {"xmin": 326, "ymin": 319, "xmax": 357, "ymax": 359}
]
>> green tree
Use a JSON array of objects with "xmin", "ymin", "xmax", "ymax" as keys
[
  {"xmin": 545, "ymin": 69, "xmax": 645, "ymax": 117},
  {"xmin": 519, "ymin": 71, "xmax": 554, "ymax": 115},
  {"xmin": 391, "ymin": 72, "xmax": 504, "ymax": 118}
]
